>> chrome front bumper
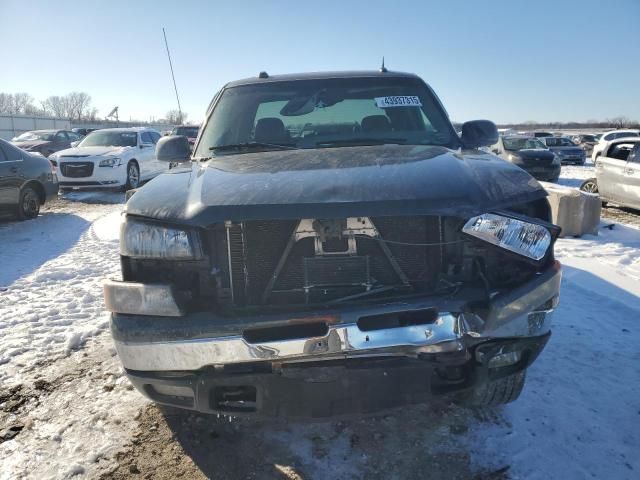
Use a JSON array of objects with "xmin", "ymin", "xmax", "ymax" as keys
[{"xmin": 107, "ymin": 261, "xmax": 561, "ymax": 372}]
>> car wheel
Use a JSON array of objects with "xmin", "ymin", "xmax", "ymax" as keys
[
  {"xmin": 580, "ymin": 178, "xmax": 598, "ymax": 194},
  {"xmin": 125, "ymin": 161, "xmax": 140, "ymax": 190},
  {"xmin": 465, "ymin": 370, "xmax": 526, "ymax": 406},
  {"xmin": 17, "ymin": 186, "xmax": 40, "ymax": 220}
]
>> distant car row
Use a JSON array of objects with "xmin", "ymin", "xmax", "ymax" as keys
[
  {"xmin": 0, "ymin": 126, "xmax": 187, "ymax": 220},
  {"xmin": 485, "ymin": 129, "xmax": 639, "ymax": 183}
]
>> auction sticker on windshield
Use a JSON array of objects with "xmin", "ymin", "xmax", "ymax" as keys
[{"xmin": 375, "ymin": 96, "xmax": 422, "ymax": 108}]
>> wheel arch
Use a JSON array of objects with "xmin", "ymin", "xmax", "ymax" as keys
[{"xmin": 22, "ymin": 180, "xmax": 46, "ymax": 205}]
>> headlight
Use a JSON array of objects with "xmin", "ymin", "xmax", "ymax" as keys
[
  {"xmin": 507, "ymin": 154, "xmax": 514, "ymax": 161},
  {"xmin": 120, "ymin": 217, "xmax": 202, "ymax": 259},
  {"xmin": 49, "ymin": 153, "xmax": 59, "ymax": 160},
  {"xmin": 462, "ymin": 213, "xmax": 553, "ymax": 261},
  {"xmin": 552, "ymin": 154, "xmax": 561, "ymax": 165},
  {"xmin": 99, "ymin": 157, "xmax": 120, "ymax": 167}
]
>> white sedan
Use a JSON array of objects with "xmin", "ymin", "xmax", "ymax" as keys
[{"xmin": 50, "ymin": 127, "xmax": 167, "ymax": 191}]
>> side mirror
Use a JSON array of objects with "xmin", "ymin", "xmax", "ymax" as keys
[
  {"xmin": 156, "ymin": 135, "xmax": 191, "ymax": 163},
  {"xmin": 460, "ymin": 120, "xmax": 499, "ymax": 149}
]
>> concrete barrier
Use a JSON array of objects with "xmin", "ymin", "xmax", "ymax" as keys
[{"xmin": 540, "ymin": 182, "xmax": 601, "ymax": 237}]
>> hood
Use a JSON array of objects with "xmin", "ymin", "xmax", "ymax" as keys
[
  {"xmin": 12, "ymin": 140, "xmax": 51, "ymax": 150},
  {"xmin": 512, "ymin": 149, "xmax": 555, "ymax": 160},
  {"xmin": 125, "ymin": 145, "xmax": 546, "ymax": 226},
  {"xmin": 55, "ymin": 146, "xmax": 130, "ymax": 158}
]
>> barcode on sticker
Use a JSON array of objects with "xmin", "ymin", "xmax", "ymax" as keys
[{"xmin": 375, "ymin": 96, "xmax": 422, "ymax": 108}]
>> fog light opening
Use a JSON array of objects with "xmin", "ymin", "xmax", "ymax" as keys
[{"xmin": 487, "ymin": 350, "xmax": 522, "ymax": 368}]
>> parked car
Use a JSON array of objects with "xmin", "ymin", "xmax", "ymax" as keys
[
  {"xmin": 50, "ymin": 127, "xmax": 165, "ymax": 191},
  {"xmin": 104, "ymin": 70, "xmax": 562, "ymax": 418},
  {"xmin": 71, "ymin": 127, "xmax": 98, "ymax": 137},
  {"xmin": 11, "ymin": 129, "xmax": 82, "ymax": 158},
  {"xmin": 540, "ymin": 136, "xmax": 586, "ymax": 165},
  {"xmin": 170, "ymin": 125, "xmax": 200, "ymax": 147},
  {"xmin": 572, "ymin": 134, "xmax": 599, "ymax": 155},
  {"xmin": 591, "ymin": 129, "xmax": 640, "ymax": 161},
  {"xmin": 0, "ymin": 138, "xmax": 58, "ymax": 220},
  {"xmin": 581, "ymin": 138, "xmax": 640, "ymax": 210},
  {"xmin": 490, "ymin": 135, "xmax": 560, "ymax": 181},
  {"xmin": 533, "ymin": 131, "xmax": 554, "ymax": 138}
]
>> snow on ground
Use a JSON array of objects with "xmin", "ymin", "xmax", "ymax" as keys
[
  {"xmin": 557, "ymin": 161, "xmax": 595, "ymax": 189},
  {"xmin": 0, "ymin": 194, "xmax": 147, "ymax": 480},
  {"xmin": 0, "ymin": 204, "xmax": 122, "ymax": 385}
]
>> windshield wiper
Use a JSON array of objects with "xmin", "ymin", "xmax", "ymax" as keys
[
  {"xmin": 315, "ymin": 137, "xmax": 407, "ymax": 147},
  {"xmin": 209, "ymin": 142, "xmax": 298, "ymax": 152}
]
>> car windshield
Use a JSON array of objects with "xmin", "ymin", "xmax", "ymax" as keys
[
  {"xmin": 582, "ymin": 135, "xmax": 596, "ymax": 142},
  {"xmin": 544, "ymin": 137, "xmax": 576, "ymax": 147},
  {"xmin": 172, "ymin": 126, "xmax": 199, "ymax": 137},
  {"xmin": 14, "ymin": 131, "xmax": 55, "ymax": 142},
  {"xmin": 503, "ymin": 137, "xmax": 547, "ymax": 150},
  {"xmin": 195, "ymin": 76, "xmax": 458, "ymax": 157},
  {"xmin": 79, "ymin": 131, "xmax": 138, "ymax": 147}
]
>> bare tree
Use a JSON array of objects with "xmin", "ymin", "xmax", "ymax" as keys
[
  {"xmin": 609, "ymin": 116, "xmax": 630, "ymax": 129},
  {"xmin": 43, "ymin": 95, "xmax": 67, "ymax": 117},
  {"xmin": 165, "ymin": 109, "xmax": 187, "ymax": 124},
  {"xmin": 0, "ymin": 92, "xmax": 39, "ymax": 114}
]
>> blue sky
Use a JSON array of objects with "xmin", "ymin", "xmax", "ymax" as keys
[{"xmin": 1, "ymin": 0, "xmax": 638, "ymax": 124}]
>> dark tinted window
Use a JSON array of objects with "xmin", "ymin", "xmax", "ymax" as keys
[
  {"xmin": 607, "ymin": 143, "xmax": 634, "ymax": 161},
  {"xmin": 149, "ymin": 132, "xmax": 161, "ymax": 143},
  {"xmin": 615, "ymin": 132, "xmax": 639, "ymax": 139},
  {"xmin": 0, "ymin": 142, "xmax": 7, "ymax": 161},
  {"xmin": 141, "ymin": 132, "xmax": 154, "ymax": 144},
  {"xmin": 54, "ymin": 131, "xmax": 68, "ymax": 142}
]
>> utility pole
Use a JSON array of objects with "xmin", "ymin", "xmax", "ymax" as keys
[{"xmin": 162, "ymin": 27, "xmax": 183, "ymax": 124}]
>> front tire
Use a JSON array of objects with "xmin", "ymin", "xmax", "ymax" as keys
[
  {"xmin": 580, "ymin": 178, "xmax": 598, "ymax": 194},
  {"xmin": 465, "ymin": 370, "xmax": 526, "ymax": 406},
  {"xmin": 17, "ymin": 186, "xmax": 41, "ymax": 220},
  {"xmin": 124, "ymin": 161, "xmax": 140, "ymax": 190}
]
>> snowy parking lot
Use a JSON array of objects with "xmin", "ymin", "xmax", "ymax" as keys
[{"xmin": 1, "ymin": 164, "xmax": 639, "ymax": 479}]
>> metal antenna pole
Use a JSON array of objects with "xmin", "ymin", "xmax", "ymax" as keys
[{"xmin": 162, "ymin": 27, "xmax": 183, "ymax": 124}]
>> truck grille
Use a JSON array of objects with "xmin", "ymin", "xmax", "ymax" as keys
[
  {"xmin": 60, "ymin": 161, "xmax": 94, "ymax": 178},
  {"xmin": 212, "ymin": 216, "xmax": 443, "ymax": 306}
]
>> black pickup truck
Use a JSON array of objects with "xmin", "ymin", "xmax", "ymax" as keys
[{"xmin": 105, "ymin": 70, "xmax": 561, "ymax": 418}]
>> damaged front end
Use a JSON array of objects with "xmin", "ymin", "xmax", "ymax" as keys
[{"xmin": 106, "ymin": 203, "xmax": 561, "ymax": 417}]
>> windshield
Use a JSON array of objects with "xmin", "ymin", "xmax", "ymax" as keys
[
  {"xmin": 195, "ymin": 76, "xmax": 457, "ymax": 157},
  {"xmin": 544, "ymin": 137, "xmax": 576, "ymax": 147},
  {"xmin": 504, "ymin": 137, "xmax": 547, "ymax": 150},
  {"xmin": 78, "ymin": 131, "xmax": 138, "ymax": 147},
  {"xmin": 582, "ymin": 135, "xmax": 597, "ymax": 142},
  {"xmin": 172, "ymin": 126, "xmax": 199, "ymax": 137},
  {"xmin": 14, "ymin": 131, "xmax": 55, "ymax": 142}
]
